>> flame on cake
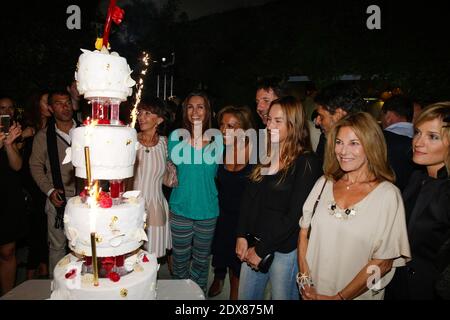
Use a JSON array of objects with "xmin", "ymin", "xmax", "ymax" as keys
[
  {"xmin": 88, "ymin": 181, "xmax": 99, "ymax": 233},
  {"xmin": 85, "ymin": 119, "xmax": 100, "ymax": 233}
]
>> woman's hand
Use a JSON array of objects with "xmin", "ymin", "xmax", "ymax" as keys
[
  {"xmin": 300, "ymin": 284, "xmax": 316, "ymax": 300},
  {"xmin": 236, "ymin": 237, "xmax": 248, "ymax": 261},
  {"xmin": 4, "ymin": 122, "xmax": 22, "ymax": 146},
  {"xmin": 301, "ymin": 286, "xmax": 340, "ymax": 300},
  {"xmin": 244, "ymin": 247, "xmax": 262, "ymax": 270},
  {"xmin": 0, "ymin": 132, "xmax": 6, "ymax": 149},
  {"xmin": 21, "ymin": 126, "xmax": 35, "ymax": 139}
]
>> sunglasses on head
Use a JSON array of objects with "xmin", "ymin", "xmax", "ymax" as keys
[{"xmin": 443, "ymin": 112, "xmax": 450, "ymax": 128}]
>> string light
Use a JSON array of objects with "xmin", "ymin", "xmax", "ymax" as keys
[{"xmin": 130, "ymin": 51, "xmax": 151, "ymax": 128}]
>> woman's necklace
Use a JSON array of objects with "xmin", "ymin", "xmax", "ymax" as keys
[
  {"xmin": 328, "ymin": 202, "xmax": 357, "ymax": 219},
  {"xmin": 192, "ymin": 134, "xmax": 203, "ymax": 148},
  {"xmin": 141, "ymin": 132, "xmax": 158, "ymax": 153},
  {"xmin": 344, "ymin": 170, "xmax": 365, "ymax": 190}
]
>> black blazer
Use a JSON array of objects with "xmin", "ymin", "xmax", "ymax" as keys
[
  {"xmin": 383, "ymin": 130, "xmax": 417, "ymax": 191},
  {"xmin": 386, "ymin": 167, "xmax": 450, "ymax": 299}
]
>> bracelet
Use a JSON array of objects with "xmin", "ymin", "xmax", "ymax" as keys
[
  {"xmin": 296, "ymin": 272, "xmax": 313, "ymax": 289},
  {"xmin": 337, "ymin": 291, "xmax": 346, "ymax": 300}
]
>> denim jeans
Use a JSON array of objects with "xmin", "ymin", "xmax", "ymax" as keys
[{"xmin": 238, "ymin": 249, "xmax": 299, "ymax": 300}]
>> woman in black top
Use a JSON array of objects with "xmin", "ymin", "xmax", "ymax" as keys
[
  {"xmin": 0, "ymin": 121, "xmax": 24, "ymax": 295},
  {"xmin": 21, "ymin": 92, "xmax": 52, "ymax": 279},
  {"xmin": 236, "ymin": 96, "xmax": 322, "ymax": 300},
  {"xmin": 208, "ymin": 106, "xmax": 255, "ymax": 299},
  {"xmin": 386, "ymin": 102, "xmax": 450, "ymax": 299}
]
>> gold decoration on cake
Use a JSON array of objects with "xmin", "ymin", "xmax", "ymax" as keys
[
  {"xmin": 57, "ymin": 256, "xmax": 71, "ymax": 267},
  {"xmin": 95, "ymin": 37, "xmax": 110, "ymax": 50},
  {"xmin": 120, "ymin": 288, "xmax": 128, "ymax": 298},
  {"xmin": 95, "ymin": 234, "xmax": 103, "ymax": 243},
  {"xmin": 126, "ymin": 139, "xmax": 132, "ymax": 146},
  {"xmin": 134, "ymin": 264, "xmax": 144, "ymax": 272},
  {"xmin": 143, "ymin": 222, "xmax": 147, "ymax": 229},
  {"xmin": 109, "ymin": 216, "xmax": 121, "ymax": 232},
  {"xmin": 82, "ymin": 274, "xmax": 94, "ymax": 285}
]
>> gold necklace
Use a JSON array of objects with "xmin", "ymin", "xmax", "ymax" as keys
[
  {"xmin": 141, "ymin": 133, "xmax": 158, "ymax": 153},
  {"xmin": 344, "ymin": 171, "xmax": 365, "ymax": 190},
  {"xmin": 192, "ymin": 135, "xmax": 203, "ymax": 148}
]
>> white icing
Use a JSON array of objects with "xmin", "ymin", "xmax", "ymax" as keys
[
  {"xmin": 75, "ymin": 49, "xmax": 136, "ymax": 101},
  {"xmin": 70, "ymin": 126, "xmax": 137, "ymax": 180},
  {"xmin": 50, "ymin": 252, "xmax": 158, "ymax": 300},
  {"xmin": 52, "ymin": 47, "xmax": 155, "ymax": 300},
  {"xmin": 123, "ymin": 190, "xmax": 140, "ymax": 198},
  {"xmin": 64, "ymin": 196, "xmax": 146, "ymax": 257}
]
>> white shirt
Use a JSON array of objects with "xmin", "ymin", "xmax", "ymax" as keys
[{"xmin": 385, "ymin": 122, "xmax": 414, "ymax": 138}]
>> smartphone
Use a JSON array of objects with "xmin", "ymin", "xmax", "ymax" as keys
[{"xmin": 0, "ymin": 115, "xmax": 10, "ymax": 134}]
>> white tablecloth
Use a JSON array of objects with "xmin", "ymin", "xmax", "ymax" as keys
[{"xmin": 1, "ymin": 279, "xmax": 205, "ymax": 300}]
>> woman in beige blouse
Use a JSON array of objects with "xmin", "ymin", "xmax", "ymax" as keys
[{"xmin": 297, "ymin": 112, "xmax": 411, "ymax": 300}]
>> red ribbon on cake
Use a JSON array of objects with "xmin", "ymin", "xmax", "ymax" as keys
[{"xmin": 102, "ymin": 0, "xmax": 125, "ymax": 49}]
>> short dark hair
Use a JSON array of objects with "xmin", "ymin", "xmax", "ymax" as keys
[
  {"xmin": 381, "ymin": 95, "xmax": 414, "ymax": 122},
  {"xmin": 314, "ymin": 82, "xmax": 364, "ymax": 115},
  {"xmin": 48, "ymin": 89, "xmax": 70, "ymax": 106},
  {"xmin": 256, "ymin": 76, "xmax": 288, "ymax": 98},
  {"xmin": 137, "ymin": 96, "xmax": 170, "ymax": 136}
]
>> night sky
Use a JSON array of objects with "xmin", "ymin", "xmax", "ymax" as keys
[
  {"xmin": 109, "ymin": 0, "xmax": 273, "ymax": 19},
  {"xmin": 1, "ymin": 0, "xmax": 449, "ymax": 104},
  {"xmin": 174, "ymin": 0, "xmax": 273, "ymax": 19}
]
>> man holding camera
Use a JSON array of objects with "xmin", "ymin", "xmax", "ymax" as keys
[{"xmin": 29, "ymin": 89, "xmax": 78, "ymax": 278}]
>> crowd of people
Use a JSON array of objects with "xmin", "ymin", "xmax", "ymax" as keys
[{"xmin": 0, "ymin": 78, "xmax": 449, "ymax": 300}]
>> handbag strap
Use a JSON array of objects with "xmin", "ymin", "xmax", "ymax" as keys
[
  {"xmin": 307, "ymin": 179, "xmax": 327, "ymax": 239},
  {"xmin": 312, "ymin": 179, "xmax": 328, "ymax": 218}
]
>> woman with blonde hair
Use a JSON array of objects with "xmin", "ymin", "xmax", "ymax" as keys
[
  {"xmin": 298, "ymin": 112, "xmax": 411, "ymax": 300},
  {"xmin": 386, "ymin": 102, "xmax": 450, "ymax": 300},
  {"xmin": 236, "ymin": 96, "xmax": 322, "ymax": 300}
]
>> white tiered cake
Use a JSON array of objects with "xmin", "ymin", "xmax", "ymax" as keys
[
  {"xmin": 75, "ymin": 48, "xmax": 136, "ymax": 101},
  {"xmin": 50, "ymin": 48, "xmax": 158, "ymax": 300}
]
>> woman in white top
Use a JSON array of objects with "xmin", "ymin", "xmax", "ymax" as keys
[
  {"xmin": 297, "ymin": 112, "xmax": 411, "ymax": 300},
  {"xmin": 133, "ymin": 97, "xmax": 173, "ymax": 262}
]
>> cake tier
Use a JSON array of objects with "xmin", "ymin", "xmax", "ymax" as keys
[
  {"xmin": 75, "ymin": 49, "xmax": 136, "ymax": 101},
  {"xmin": 64, "ymin": 196, "xmax": 147, "ymax": 257},
  {"xmin": 50, "ymin": 251, "xmax": 158, "ymax": 300},
  {"xmin": 69, "ymin": 125, "xmax": 137, "ymax": 180}
]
